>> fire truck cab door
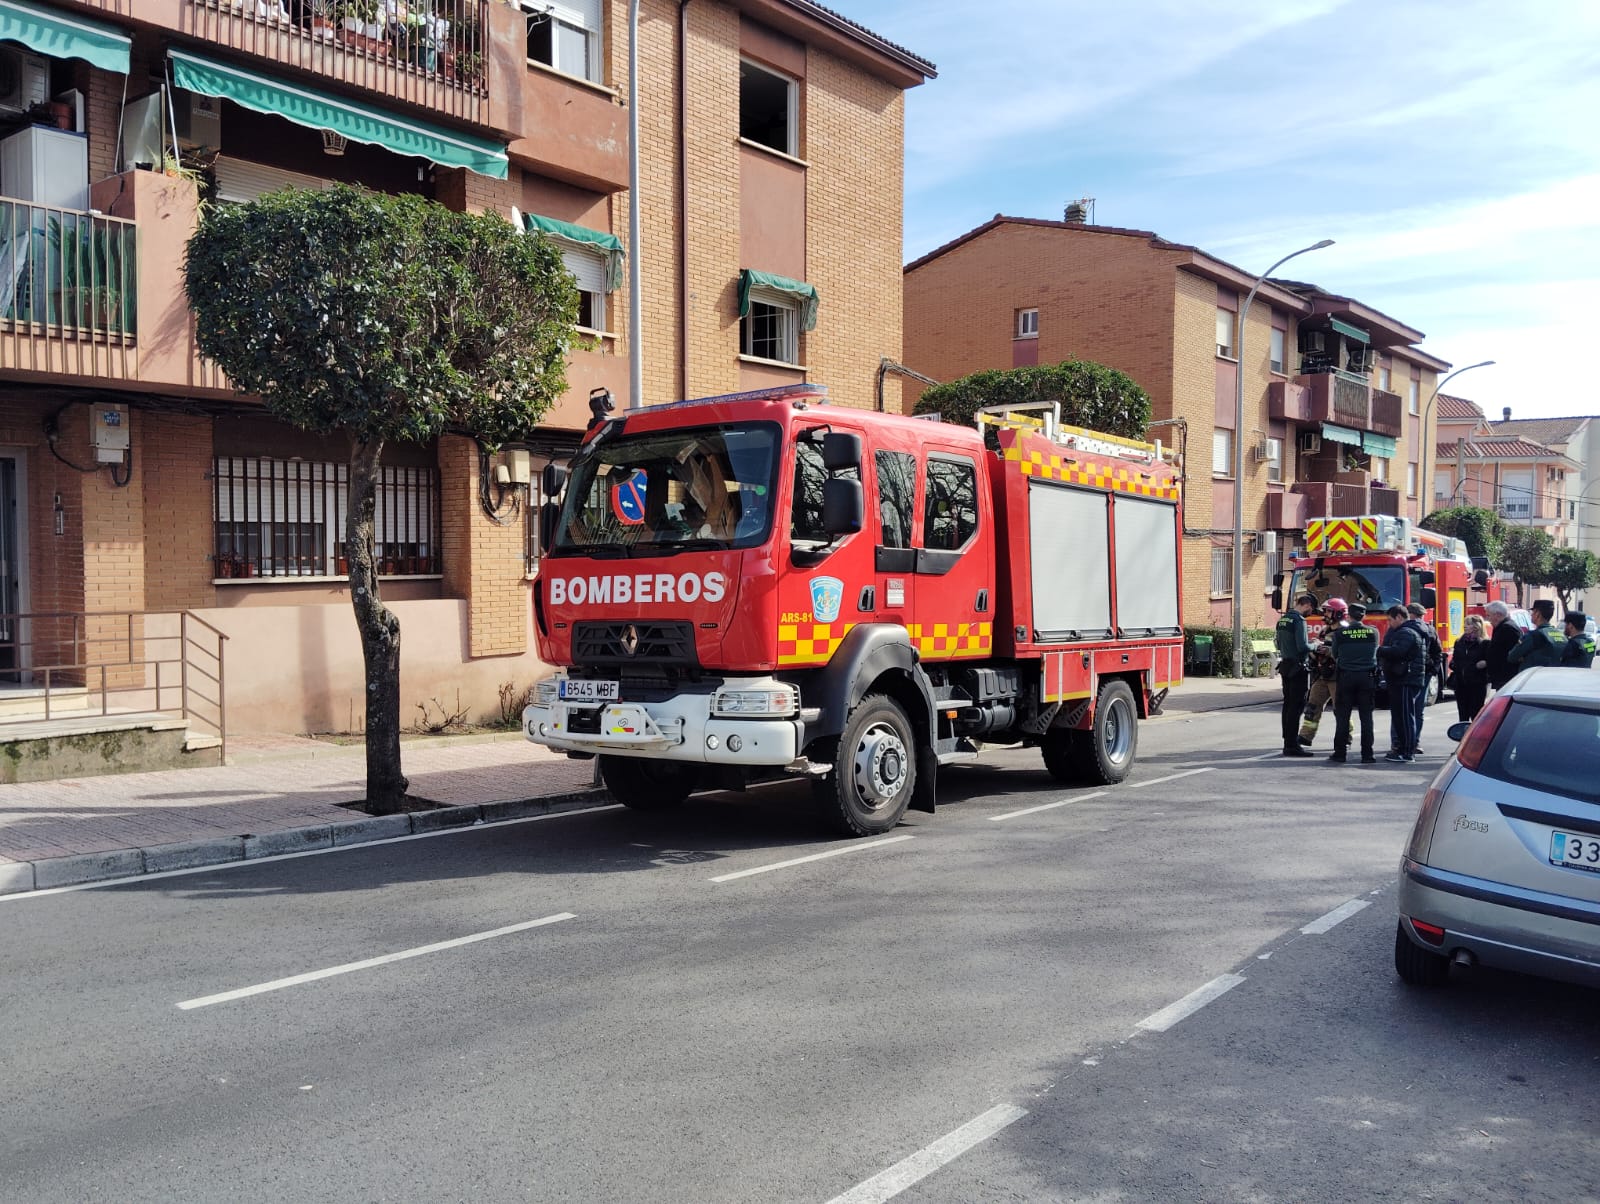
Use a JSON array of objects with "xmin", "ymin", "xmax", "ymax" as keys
[
  {"xmin": 872, "ymin": 447, "xmax": 918, "ymax": 625},
  {"xmin": 913, "ymin": 446, "xmax": 993, "ymax": 661}
]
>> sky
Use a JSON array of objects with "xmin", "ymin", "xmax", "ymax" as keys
[{"xmin": 846, "ymin": 0, "xmax": 1600, "ymax": 420}]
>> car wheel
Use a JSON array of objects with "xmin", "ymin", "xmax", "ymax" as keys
[
  {"xmin": 1081, "ymin": 680, "xmax": 1138, "ymax": 784},
  {"xmin": 599, "ymin": 755, "xmax": 698, "ymax": 811},
  {"xmin": 813, "ymin": 694, "xmax": 915, "ymax": 837},
  {"xmin": 1393, "ymin": 921, "xmax": 1451, "ymax": 987}
]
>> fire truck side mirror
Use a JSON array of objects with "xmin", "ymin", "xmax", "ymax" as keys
[
  {"xmin": 541, "ymin": 463, "xmax": 567, "ymax": 498},
  {"xmin": 1474, "ymin": 569, "xmax": 1490, "ymax": 588},
  {"xmin": 1418, "ymin": 570, "xmax": 1436, "ymax": 586},
  {"xmin": 1421, "ymin": 587, "xmax": 1438, "ymax": 610},
  {"xmin": 1271, "ymin": 587, "xmax": 1283, "ymax": 612},
  {"xmin": 539, "ymin": 500, "xmax": 561, "ymax": 553},
  {"xmin": 821, "ymin": 431, "xmax": 863, "ymax": 474},
  {"xmin": 823, "ymin": 477, "xmax": 864, "ymax": 536}
]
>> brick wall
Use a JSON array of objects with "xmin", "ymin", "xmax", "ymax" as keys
[
  {"xmin": 142, "ymin": 413, "xmax": 216, "ymax": 611},
  {"xmin": 438, "ymin": 434, "xmax": 528, "ymax": 658}
]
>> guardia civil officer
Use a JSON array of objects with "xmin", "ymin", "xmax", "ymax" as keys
[
  {"xmin": 1509, "ymin": 598, "xmax": 1568, "ymax": 671},
  {"xmin": 1276, "ymin": 593, "xmax": 1316, "ymax": 757},
  {"xmin": 1564, "ymin": 612, "xmax": 1596, "ymax": 668},
  {"xmin": 1328, "ymin": 602, "xmax": 1379, "ymax": 763}
]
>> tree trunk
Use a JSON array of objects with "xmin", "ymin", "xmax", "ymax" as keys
[{"xmin": 348, "ymin": 437, "xmax": 409, "ymax": 813}]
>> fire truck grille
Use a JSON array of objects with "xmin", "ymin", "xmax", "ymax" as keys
[{"xmin": 573, "ymin": 621, "xmax": 699, "ymax": 669}]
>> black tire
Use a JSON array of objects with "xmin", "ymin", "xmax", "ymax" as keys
[
  {"xmin": 1040, "ymin": 729, "xmax": 1079, "ymax": 783},
  {"xmin": 813, "ymin": 694, "xmax": 916, "ymax": 836},
  {"xmin": 1394, "ymin": 921, "xmax": 1451, "ymax": 987},
  {"xmin": 599, "ymin": 755, "xmax": 698, "ymax": 811},
  {"xmin": 1081, "ymin": 680, "xmax": 1138, "ymax": 785}
]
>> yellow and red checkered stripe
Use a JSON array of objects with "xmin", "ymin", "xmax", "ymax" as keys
[
  {"xmin": 1306, "ymin": 518, "xmax": 1378, "ymax": 552},
  {"xmin": 908, "ymin": 621, "xmax": 993, "ymax": 659},
  {"xmin": 1003, "ymin": 447, "xmax": 1179, "ymax": 500},
  {"xmin": 777, "ymin": 621, "xmax": 855, "ymax": 666}
]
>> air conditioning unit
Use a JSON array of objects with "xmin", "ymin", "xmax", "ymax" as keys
[
  {"xmin": 1299, "ymin": 432, "xmax": 1322, "ymax": 454},
  {"xmin": 1255, "ymin": 531, "xmax": 1278, "ymax": 556},
  {"xmin": 1250, "ymin": 437, "xmax": 1271, "ymax": 463},
  {"xmin": 1300, "ymin": 330, "xmax": 1326, "ymax": 355},
  {"xmin": 0, "ymin": 47, "xmax": 50, "ymax": 116}
]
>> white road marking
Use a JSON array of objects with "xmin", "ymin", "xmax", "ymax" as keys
[
  {"xmin": 1301, "ymin": 898, "xmax": 1371, "ymax": 935},
  {"xmin": 990, "ymin": 791, "xmax": 1108, "ymax": 822},
  {"xmin": 2, "ymin": 804, "xmax": 625, "ymax": 903},
  {"xmin": 1248, "ymin": 752, "xmax": 1287, "ymax": 761},
  {"xmin": 177, "ymin": 912, "xmax": 575, "ymax": 1009},
  {"xmin": 708, "ymin": 835, "xmax": 914, "ymax": 883},
  {"xmin": 824, "ymin": 1103, "xmax": 1028, "ymax": 1204},
  {"xmin": 1135, "ymin": 973, "xmax": 1246, "ymax": 1032},
  {"xmin": 1128, "ymin": 767, "xmax": 1216, "ymax": 789}
]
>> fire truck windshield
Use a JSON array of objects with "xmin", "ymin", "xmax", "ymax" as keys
[
  {"xmin": 1288, "ymin": 564, "xmax": 1405, "ymax": 612},
  {"xmin": 550, "ymin": 422, "xmax": 780, "ymax": 557}
]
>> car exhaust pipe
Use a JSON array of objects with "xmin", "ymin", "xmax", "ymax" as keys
[{"xmin": 1451, "ymin": 949, "xmax": 1476, "ymax": 967}]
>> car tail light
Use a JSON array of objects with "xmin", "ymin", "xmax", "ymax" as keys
[
  {"xmin": 1456, "ymin": 695, "xmax": 1511, "ymax": 770},
  {"xmin": 1409, "ymin": 918, "xmax": 1446, "ymax": 946},
  {"xmin": 1406, "ymin": 784, "xmax": 1448, "ymax": 861}
]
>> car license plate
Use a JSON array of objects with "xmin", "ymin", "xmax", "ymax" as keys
[
  {"xmin": 1550, "ymin": 831, "xmax": 1600, "ymax": 873},
  {"xmin": 559, "ymin": 679, "xmax": 619, "ymax": 703}
]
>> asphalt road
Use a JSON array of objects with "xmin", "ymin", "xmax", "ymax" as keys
[{"xmin": 2, "ymin": 702, "xmax": 1592, "ymax": 1204}]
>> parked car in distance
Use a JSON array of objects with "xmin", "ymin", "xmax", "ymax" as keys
[{"xmin": 1396, "ymin": 667, "xmax": 1600, "ymax": 988}]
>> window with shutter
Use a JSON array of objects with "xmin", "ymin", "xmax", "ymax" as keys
[
  {"xmin": 213, "ymin": 157, "xmax": 331, "ymax": 205},
  {"xmin": 561, "ymin": 245, "xmax": 607, "ymax": 330}
]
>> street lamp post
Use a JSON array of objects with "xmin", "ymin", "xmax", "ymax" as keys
[
  {"xmin": 1232, "ymin": 239, "xmax": 1334, "ymax": 677},
  {"xmin": 626, "ymin": 0, "xmax": 643, "ymax": 410},
  {"xmin": 1419, "ymin": 360, "xmax": 1494, "ymax": 517}
]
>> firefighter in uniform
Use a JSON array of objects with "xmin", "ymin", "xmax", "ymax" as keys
[
  {"xmin": 1328, "ymin": 602, "xmax": 1379, "ymax": 763},
  {"xmin": 1276, "ymin": 593, "xmax": 1316, "ymax": 757},
  {"xmin": 1299, "ymin": 597, "xmax": 1347, "ymax": 747},
  {"xmin": 1564, "ymin": 612, "xmax": 1596, "ymax": 668},
  {"xmin": 1509, "ymin": 598, "xmax": 1568, "ymax": 672}
]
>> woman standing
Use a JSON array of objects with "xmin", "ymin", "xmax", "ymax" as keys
[{"xmin": 1452, "ymin": 614, "xmax": 1490, "ymax": 721}]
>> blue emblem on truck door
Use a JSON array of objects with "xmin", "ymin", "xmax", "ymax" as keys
[{"xmin": 810, "ymin": 576, "xmax": 844, "ymax": 623}]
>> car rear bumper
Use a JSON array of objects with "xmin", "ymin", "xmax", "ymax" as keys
[{"xmin": 1399, "ymin": 857, "xmax": 1600, "ymax": 987}]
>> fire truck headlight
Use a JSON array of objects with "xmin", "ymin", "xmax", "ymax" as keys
[
  {"xmin": 706, "ymin": 734, "xmax": 720, "ymax": 751},
  {"xmin": 534, "ymin": 679, "xmax": 558, "ymax": 705},
  {"xmin": 713, "ymin": 687, "xmax": 799, "ymax": 717}
]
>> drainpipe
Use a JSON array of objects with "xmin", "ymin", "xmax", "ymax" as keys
[
  {"xmin": 875, "ymin": 357, "xmax": 938, "ymax": 412},
  {"xmin": 678, "ymin": 0, "xmax": 691, "ymax": 399}
]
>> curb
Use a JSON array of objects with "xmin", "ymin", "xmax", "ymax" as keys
[{"xmin": 0, "ymin": 787, "xmax": 612, "ymax": 897}]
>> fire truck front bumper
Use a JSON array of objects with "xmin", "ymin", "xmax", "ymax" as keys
[{"xmin": 522, "ymin": 677, "xmax": 800, "ymax": 766}]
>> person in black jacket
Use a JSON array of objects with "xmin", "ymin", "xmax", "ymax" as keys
[
  {"xmin": 1378, "ymin": 604, "xmax": 1425, "ymax": 761},
  {"xmin": 1480, "ymin": 601, "xmax": 1521, "ymax": 690},
  {"xmin": 1451, "ymin": 614, "xmax": 1490, "ymax": 721},
  {"xmin": 1406, "ymin": 602, "xmax": 1443, "ymax": 753},
  {"xmin": 1275, "ymin": 594, "xmax": 1316, "ymax": 756}
]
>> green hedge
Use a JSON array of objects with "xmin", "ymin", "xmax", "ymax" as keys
[{"xmin": 1184, "ymin": 625, "xmax": 1276, "ymax": 677}]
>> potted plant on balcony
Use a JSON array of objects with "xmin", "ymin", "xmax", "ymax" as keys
[
  {"xmin": 338, "ymin": 0, "xmax": 389, "ymax": 55},
  {"xmin": 45, "ymin": 215, "xmax": 135, "ymax": 337}
]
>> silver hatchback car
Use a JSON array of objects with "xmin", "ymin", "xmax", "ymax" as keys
[{"xmin": 1396, "ymin": 667, "xmax": 1600, "ymax": 988}]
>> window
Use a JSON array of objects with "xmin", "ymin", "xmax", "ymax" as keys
[
  {"xmin": 1269, "ymin": 327, "xmax": 1286, "ymax": 374},
  {"xmin": 1212, "ymin": 428, "xmax": 1234, "ymax": 478},
  {"xmin": 924, "ymin": 457, "xmax": 979, "ymax": 550},
  {"xmin": 740, "ymin": 59, "xmax": 797, "ymax": 157},
  {"xmin": 1379, "ymin": 362, "xmax": 1392, "ymax": 391},
  {"xmin": 1016, "ymin": 308, "xmax": 1039, "ymax": 339},
  {"xmin": 1266, "ymin": 436, "xmax": 1283, "ymax": 483},
  {"xmin": 741, "ymin": 289, "xmax": 798, "ymax": 364},
  {"xmin": 213, "ymin": 457, "xmax": 439, "ymax": 578},
  {"xmin": 1371, "ymin": 455, "xmax": 1388, "ymax": 485},
  {"xmin": 1215, "ymin": 308, "xmax": 1234, "ymax": 358},
  {"xmin": 1407, "ymin": 461, "xmax": 1418, "ymax": 497},
  {"xmin": 1264, "ymin": 545, "xmax": 1283, "ymax": 593},
  {"xmin": 1500, "ymin": 470, "xmax": 1534, "ymax": 518},
  {"xmin": 1408, "ymin": 378, "xmax": 1420, "ymax": 414},
  {"xmin": 1434, "ymin": 468, "xmax": 1451, "ymax": 501},
  {"xmin": 1210, "ymin": 546, "xmax": 1233, "ymax": 597},
  {"xmin": 558, "ymin": 244, "xmax": 608, "ymax": 331},
  {"xmin": 524, "ymin": 0, "xmax": 603, "ymax": 83},
  {"xmin": 875, "ymin": 450, "xmax": 917, "ymax": 548},
  {"xmin": 1477, "ymin": 702, "xmax": 1600, "ymax": 804},
  {"xmin": 789, "ymin": 434, "xmax": 858, "ymax": 547}
]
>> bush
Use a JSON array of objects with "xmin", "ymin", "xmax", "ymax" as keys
[
  {"xmin": 914, "ymin": 358, "xmax": 1152, "ymax": 440},
  {"xmin": 1185, "ymin": 626, "xmax": 1276, "ymax": 677}
]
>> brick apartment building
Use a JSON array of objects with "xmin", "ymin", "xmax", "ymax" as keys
[
  {"xmin": 1435, "ymin": 396, "xmax": 1579, "ymax": 551},
  {"xmin": 901, "ymin": 214, "xmax": 1448, "ymax": 630},
  {"xmin": 0, "ymin": 0, "xmax": 931, "ymax": 742}
]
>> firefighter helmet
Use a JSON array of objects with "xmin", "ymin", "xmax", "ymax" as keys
[{"xmin": 1322, "ymin": 598, "xmax": 1348, "ymax": 615}]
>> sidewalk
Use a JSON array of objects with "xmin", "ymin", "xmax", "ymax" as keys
[{"xmin": 0, "ymin": 676, "xmax": 1278, "ymax": 896}]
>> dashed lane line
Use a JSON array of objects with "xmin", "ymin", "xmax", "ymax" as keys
[
  {"xmin": 1300, "ymin": 898, "xmax": 1372, "ymax": 934},
  {"xmin": 989, "ymin": 791, "xmax": 1108, "ymax": 822},
  {"xmin": 1134, "ymin": 973, "xmax": 1246, "ymax": 1033},
  {"xmin": 1128, "ymin": 767, "xmax": 1216, "ymax": 789},
  {"xmin": 707, "ymin": 835, "xmax": 914, "ymax": 883},
  {"xmin": 824, "ymin": 1103, "xmax": 1029, "ymax": 1204},
  {"xmin": 177, "ymin": 912, "xmax": 576, "ymax": 1009}
]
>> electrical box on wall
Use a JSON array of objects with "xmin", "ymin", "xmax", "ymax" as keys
[{"xmin": 91, "ymin": 404, "xmax": 129, "ymax": 463}]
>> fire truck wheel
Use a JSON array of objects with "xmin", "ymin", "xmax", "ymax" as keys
[
  {"xmin": 1083, "ymin": 680, "xmax": 1138, "ymax": 784},
  {"xmin": 1039, "ymin": 730, "xmax": 1081, "ymax": 783},
  {"xmin": 814, "ymin": 694, "xmax": 916, "ymax": 836},
  {"xmin": 599, "ymin": 755, "xmax": 698, "ymax": 811}
]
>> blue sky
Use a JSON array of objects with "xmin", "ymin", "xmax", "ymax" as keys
[{"xmin": 850, "ymin": 0, "xmax": 1600, "ymax": 419}]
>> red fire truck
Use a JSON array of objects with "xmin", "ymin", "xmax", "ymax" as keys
[
  {"xmin": 1276, "ymin": 515, "xmax": 1489, "ymax": 704},
  {"xmin": 525, "ymin": 385, "xmax": 1184, "ymax": 835}
]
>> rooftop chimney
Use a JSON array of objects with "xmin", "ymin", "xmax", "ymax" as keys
[
  {"xmin": 1064, "ymin": 197, "xmax": 1094, "ymax": 224},
  {"xmin": 1503, "ymin": 406, "xmax": 1512, "ymax": 422}
]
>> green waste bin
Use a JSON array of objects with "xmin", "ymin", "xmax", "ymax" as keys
[{"xmin": 1190, "ymin": 634, "xmax": 1214, "ymax": 676}]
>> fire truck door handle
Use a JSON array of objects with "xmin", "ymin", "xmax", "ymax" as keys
[
  {"xmin": 976, "ymin": 589, "xmax": 989, "ymax": 612},
  {"xmin": 858, "ymin": 586, "xmax": 876, "ymax": 612}
]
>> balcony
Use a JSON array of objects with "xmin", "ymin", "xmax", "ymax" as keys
[
  {"xmin": 1370, "ymin": 485, "xmax": 1400, "ymax": 517},
  {"xmin": 1291, "ymin": 481, "xmax": 1378, "ymax": 519},
  {"xmin": 1266, "ymin": 489, "xmax": 1308, "ymax": 531},
  {"xmin": 1268, "ymin": 371, "xmax": 1402, "ymax": 439},
  {"xmin": 509, "ymin": 64, "xmax": 628, "ymax": 191},
  {"xmin": 68, "ymin": 0, "xmax": 489, "ymax": 124},
  {"xmin": 0, "ymin": 196, "xmax": 138, "ymax": 381}
]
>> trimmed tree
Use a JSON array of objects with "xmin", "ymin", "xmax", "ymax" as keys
[
  {"xmin": 186, "ymin": 185, "xmax": 577, "ymax": 813},
  {"xmin": 913, "ymin": 359, "xmax": 1152, "ymax": 441},
  {"xmin": 1419, "ymin": 504, "xmax": 1507, "ymax": 563},
  {"xmin": 1546, "ymin": 546, "xmax": 1600, "ymax": 610},
  {"xmin": 1499, "ymin": 526, "xmax": 1555, "ymax": 608}
]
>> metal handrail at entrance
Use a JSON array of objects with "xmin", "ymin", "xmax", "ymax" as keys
[{"xmin": 0, "ymin": 611, "xmax": 228, "ymax": 760}]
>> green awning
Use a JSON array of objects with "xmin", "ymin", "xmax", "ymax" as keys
[
  {"xmin": 1362, "ymin": 432, "xmax": 1397, "ymax": 457},
  {"xmin": 739, "ymin": 269, "xmax": 819, "ymax": 332},
  {"xmin": 1329, "ymin": 317, "xmax": 1369, "ymax": 344},
  {"xmin": 169, "ymin": 49, "xmax": 508, "ymax": 179},
  {"xmin": 1321, "ymin": 423, "xmax": 1362, "ymax": 446},
  {"xmin": 523, "ymin": 214, "xmax": 623, "ymax": 291},
  {"xmin": 0, "ymin": 0, "xmax": 130, "ymax": 73}
]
